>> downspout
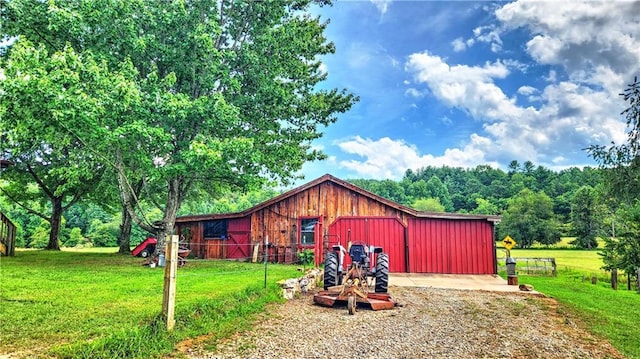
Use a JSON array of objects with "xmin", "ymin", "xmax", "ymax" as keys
[
  {"xmin": 404, "ymin": 224, "xmax": 410, "ymax": 273},
  {"xmin": 492, "ymin": 221, "xmax": 498, "ymax": 274}
]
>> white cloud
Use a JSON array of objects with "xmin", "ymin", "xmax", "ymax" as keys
[
  {"xmin": 451, "ymin": 37, "xmax": 467, "ymax": 52},
  {"xmin": 517, "ymin": 86, "xmax": 537, "ymax": 96},
  {"xmin": 495, "ymin": 1, "xmax": 640, "ymax": 90},
  {"xmin": 370, "ymin": 0, "xmax": 391, "ymax": 16},
  {"xmin": 335, "ymin": 136, "xmax": 499, "ymax": 179},
  {"xmin": 392, "ymin": 1, "xmax": 635, "ymax": 171},
  {"xmin": 404, "ymin": 88, "xmax": 424, "ymax": 98},
  {"xmin": 405, "ymin": 52, "xmax": 521, "ymax": 121}
]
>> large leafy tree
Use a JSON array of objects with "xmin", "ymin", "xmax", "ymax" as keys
[
  {"xmin": 0, "ymin": 40, "xmax": 138, "ymax": 250},
  {"xmin": 497, "ymin": 189, "xmax": 561, "ymax": 248},
  {"xmin": 2, "ymin": 0, "xmax": 357, "ymax": 248},
  {"xmin": 569, "ymin": 185, "xmax": 603, "ymax": 249},
  {"xmin": 589, "ymin": 77, "xmax": 640, "ymax": 279}
]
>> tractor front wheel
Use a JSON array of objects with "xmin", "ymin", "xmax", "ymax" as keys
[
  {"xmin": 375, "ymin": 253, "xmax": 389, "ymax": 293},
  {"xmin": 323, "ymin": 251, "xmax": 339, "ymax": 290}
]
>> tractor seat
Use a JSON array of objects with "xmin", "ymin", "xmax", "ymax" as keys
[{"xmin": 349, "ymin": 244, "xmax": 368, "ymax": 263}]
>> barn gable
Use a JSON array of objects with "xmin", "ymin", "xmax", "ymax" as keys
[{"xmin": 175, "ymin": 174, "xmax": 499, "ymax": 274}]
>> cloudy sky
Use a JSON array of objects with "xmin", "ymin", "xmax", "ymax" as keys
[{"xmin": 297, "ymin": 0, "xmax": 640, "ymax": 183}]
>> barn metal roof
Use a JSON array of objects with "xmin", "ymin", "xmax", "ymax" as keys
[{"xmin": 175, "ymin": 173, "xmax": 501, "ymax": 223}]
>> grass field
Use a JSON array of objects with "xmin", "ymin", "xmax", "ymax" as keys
[
  {"xmin": 496, "ymin": 244, "xmax": 640, "ymax": 359},
  {"xmin": 0, "ymin": 248, "xmax": 302, "ymax": 358}
]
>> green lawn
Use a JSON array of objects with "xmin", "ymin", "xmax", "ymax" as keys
[
  {"xmin": 496, "ymin": 245, "xmax": 640, "ymax": 359},
  {"xmin": 0, "ymin": 249, "xmax": 302, "ymax": 358}
]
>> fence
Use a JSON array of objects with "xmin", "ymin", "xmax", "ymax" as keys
[
  {"xmin": 175, "ymin": 241, "xmax": 306, "ymax": 265},
  {"xmin": 1, "ymin": 211, "xmax": 17, "ymax": 256},
  {"xmin": 497, "ymin": 257, "xmax": 557, "ymax": 276}
]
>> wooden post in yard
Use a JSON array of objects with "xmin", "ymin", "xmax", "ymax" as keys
[{"xmin": 162, "ymin": 235, "xmax": 179, "ymax": 331}]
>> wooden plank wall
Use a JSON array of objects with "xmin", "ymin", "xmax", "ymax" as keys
[
  {"xmin": 176, "ymin": 221, "xmax": 228, "ymax": 259},
  {"xmin": 0, "ymin": 211, "xmax": 16, "ymax": 256},
  {"xmin": 250, "ymin": 182, "xmax": 407, "ymax": 247}
]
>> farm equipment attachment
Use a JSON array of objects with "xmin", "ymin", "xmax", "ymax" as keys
[{"xmin": 313, "ymin": 241, "xmax": 395, "ymax": 314}]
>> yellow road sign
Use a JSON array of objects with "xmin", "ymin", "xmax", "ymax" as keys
[{"xmin": 502, "ymin": 236, "xmax": 516, "ymax": 250}]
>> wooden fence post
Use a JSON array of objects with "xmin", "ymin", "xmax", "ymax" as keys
[{"xmin": 162, "ymin": 235, "xmax": 179, "ymax": 331}]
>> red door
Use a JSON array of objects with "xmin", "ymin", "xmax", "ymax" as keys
[{"xmin": 227, "ymin": 218, "xmax": 251, "ymax": 260}]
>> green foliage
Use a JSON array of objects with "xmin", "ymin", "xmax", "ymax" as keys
[
  {"xmin": 87, "ymin": 219, "xmax": 119, "ymax": 247},
  {"xmin": 570, "ymin": 186, "xmax": 603, "ymax": 249},
  {"xmin": 411, "ymin": 197, "xmax": 445, "ymax": 212},
  {"xmin": 297, "ymin": 248, "xmax": 315, "ymax": 266},
  {"xmin": 0, "ymin": 38, "xmax": 137, "ymax": 249},
  {"xmin": 64, "ymin": 227, "xmax": 85, "ymax": 247},
  {"xmin": 599, "ymin": 203, "xmax": 640, "ymax": 278},
  {"xmin": 2, "ymin": 0, "xmax": 356, "ymax": 250},
  {"xmin": 29, "ymin": 220, "xmax": 53, "ymax": 249},
  {"xmin": 587, "ymin": 78, "xmax": 640, "ymax": 280},
  {"xmin": 470, "ymin": 197, "xmax": 499, "ymax": 215},
  {"xmin": 425, "ymin": 175, "xmax": 453, "ymax": 211},
  {"xmin": 498, "ymin": 189, "xmax": 561, "ymax": 248}
]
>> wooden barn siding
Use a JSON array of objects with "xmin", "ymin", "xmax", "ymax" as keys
[
  {"xmin": 250, "ymin": 182, "xmax": 408, "ymax": 247},
  {"xmin": 407, "ymin": 218, "xmax": 495, "ymax": 274},
  {"xmin": 176, "ymin": 221, "xmax": 226, "ymax": 259}
]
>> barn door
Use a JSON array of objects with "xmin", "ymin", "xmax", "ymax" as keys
[{"xmin": 226, "ymin": 218, "xmax": 251, "ymax": 260}]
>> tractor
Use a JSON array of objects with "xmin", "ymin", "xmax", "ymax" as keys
[{"xmin": 313, "ymin": 241, "xmax": 394, "ymax": 314}]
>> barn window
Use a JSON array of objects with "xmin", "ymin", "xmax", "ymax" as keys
[
  {"xmin": 203, "ymin": 219, "xmax": 227, "ymax": 240},
  {"xmin": 300, "ymin": 218, "xmax": 318, "ymax": 246}
]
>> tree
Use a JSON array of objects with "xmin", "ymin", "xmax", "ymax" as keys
[
  {"xmin": 411, "ymin": 198, "xmax": 445, "ymax": 212},
  {"xmin": 570, "ymin": 186, "xmax": 602, "ymax": 249},
  {"xmin": 471, "ymin": 198, "xmax": 499, "ymax": 215},
  {"xmin": 3, "ymin": 0, "xmax": 357, "ymax": 249},
  {"xmin": 425, "ymin": 176, "xmax": 453, "ymax": 212},
  {"xmin": 0, "ymin": 40, "xmax": 136, "ymax": 250},
  {"xmin": 588, "ymin": 77, "xmax": 640, "ymax": 277},
  {"xmin": 497, "ymin": 189, "xmax": 560, "ymax": 248},
  {"xmin": 599, "ymin": 204, "xmax": 640, "ymax": 283}
]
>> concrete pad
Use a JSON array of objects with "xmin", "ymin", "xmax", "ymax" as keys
[{"xmin": 389, "ymin": 273, "xmax": 537, "ymax": 293}]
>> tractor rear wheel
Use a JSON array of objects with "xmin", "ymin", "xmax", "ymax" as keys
[
  {"xmin": 375, "ymin": 253, "xmax": 389, "ymax": 293},
  {"xmin": 323, "ymin": 251, "xmax": 338, "ymax": 290}
]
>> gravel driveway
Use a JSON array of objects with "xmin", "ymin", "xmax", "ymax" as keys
[{"xmin": 184, "ymin": 287, "xmax": 624, "ymax": 359}]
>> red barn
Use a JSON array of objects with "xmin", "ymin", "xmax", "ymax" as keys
[{"xmin": 175, "ymin": 174, "xmax": 500, "ymax": 274}]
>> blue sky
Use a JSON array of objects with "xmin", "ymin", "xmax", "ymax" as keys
[{"xmin": 297, "ymin": 0, "xmax": 640, "ymax": 183}]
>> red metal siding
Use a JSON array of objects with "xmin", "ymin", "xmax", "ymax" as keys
[
  {"xmin": 326, "ymin": 217, "xmax": 406, "ymax": 273},
  {"xmin": 408, "ymin": 218, "xmax": 495, "ymax": 274}
]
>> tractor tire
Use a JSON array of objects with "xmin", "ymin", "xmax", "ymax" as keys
[
  {"xmin": 375, "ymin": 253, "xmax": 389, "ymax": 293},
  {"xmin": 323, "ymin": 251, "xmax": 339, "ymax": 290},
  {"xmin": 140, "ymin": 249, "xmax": 150, "ymax": 258}
]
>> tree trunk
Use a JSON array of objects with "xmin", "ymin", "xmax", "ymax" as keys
[
  {"xmin": 118, "ymin": 205, "xmax": 133, "ymax": 254},
  {"xmin": 46, "ymin": 197, "xmax": 63, "ymax": 250},
  {"xmin": 611, "ymin": 269, "xmax": 618, "ymax": 290},
  {"xmin": 155, "ymin": 178, "xmax": 183, "ymax": 254}
]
